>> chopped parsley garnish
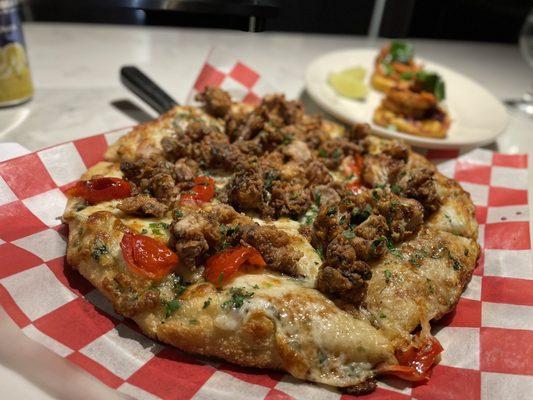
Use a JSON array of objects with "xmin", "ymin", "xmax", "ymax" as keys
[
  {"xmin": 372, "ymin": 190, "xmax": 380, "ymax": 201},
  {"xmin": 221, "ymin": 287, "xmax": 254, "ymax": 309},
  {"xmin": 400, "ymin": 71, "xmax": 414, "ymax": 80},
  {"xmin": 149, "ymin": 222, "xmax": 170, "ymax": 235},
  {"xmin": 165, "ymin": 298, "xmax": 181, "ymax": 318},
  {"xmin": 343, "ymin": 230, "xmax": 356, "ymax": 239},
  {"xmin": 305, "ymin": 206, "xmax": 319, "ymax": 225},
  {"xmin": 318, "ymin": 350, "xmax": 328, "ymax": 364},
  {"xmin": 409, "ymin": 254, "xmax": 423, "ymax": 267},
  {"xmin": 141, "ymin": 228, "xmax": 148, "ymax": 234},
  {"xmin": 326, "ymin": 207, "xmax": 336, "ymax": 217},
  {"xmin": 391, "ymin": 184, "xmax": 403, "ymax": 195},
  {"xmin": 342, "ymin": 198, "xmax": 354, "ymax": 206},
  {"xmin": 318, "ymin": 148, "xmax": 328, "ymax": 158},
  {"xmin": 389, "ymin": 40, "xmax": 414, "ymax": 64},
  {"xmin": 189, "ymin": 319, "xmax": 199, "ymax": 325},
  {"xmin": 281, "ymin": 134, "xmax": 293, "ymax": 145},
  {"xmin": 220, "ymin": 224, "xmax": 239, "ymax": 237},
  {"xmin": 384, "ymin": 269, "xmax": 392, "ymax": 284},
  {"xmin": 91, "ymin": 240, "xmax": 109, "ymax": 261},
  {"xmin": 379, "ymin": 312, "xmax": 387, "ymax": 319},
  {"xmin": 350, "ymin": 204, "xmax": 372, "ymax": 227},
  {"xmin": 314, "ymin": 191, "xmax": 322, "ymax": 207},
  {"xmin": 252, "ymin": 284, "xmax": 260, "ymax": 289},
  {"xmin": 427, "ymin": 278, "xmax": 435, "ymax": 294},
  {"xmin": 174, "ymin": 209, "xmax": 183, "ymax": 218},
  {"xmin": 315, "ymin": 245, "xmax": 324, "ymax": 261},
  {"xmin": 263, "ymin": 171, "xmax": 279, "ymax": 191},
  {"xmin": 386, "ymin": 238, "xmax": 402, "ymax": 258},
  {"xmin": 415, "ymin": 71, "xmax": 446, "ymax": 101},
  {"xmin": 219, "ymin": 224, "xmax": 240, "ymax": 250},
  {"xmin": 203, "ymin": 298, "xmax": 211, "ymax": 309},
  {"xmin": 452, "ymin": 258, "xmax": 462, "ymax": 270},
  {"xmin": 168, "ymin": 274, "xmax": 188, "ymax": 297},
  {"xmin": 332, "ymin": 148, "xmax": 343, "ymax": 161}
]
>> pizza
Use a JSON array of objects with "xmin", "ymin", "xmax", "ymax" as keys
[{"xmin": 62, "ymin": 87, "xmax": 479, "ymax": 395}]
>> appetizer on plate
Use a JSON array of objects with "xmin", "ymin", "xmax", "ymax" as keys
[
  {"xmin": 62, "ymin": 88, "xmax": 478, "ymax": 394},
  {"xmin": 374, "ymin": 71, "xmax": 451, "ymax": 138},
  {"xmin": 371, "ymin": 41, "xmax": 422, "ymax": 93}
]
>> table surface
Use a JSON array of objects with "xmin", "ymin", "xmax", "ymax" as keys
[{"xmin": 1, "ymin": 22, "xmax": 533, "ymax": 400}]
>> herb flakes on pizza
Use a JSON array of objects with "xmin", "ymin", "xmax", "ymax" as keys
[{"xmin": 62, "ymin": 87, "xmax": 479, "ymax": 395}]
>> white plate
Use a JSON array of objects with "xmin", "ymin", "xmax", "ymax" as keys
[{"xmin": 305, "ymin": 48, "xmax": 509, "ymax": 149}]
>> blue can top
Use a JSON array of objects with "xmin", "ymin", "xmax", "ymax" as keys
[{"xmin": 0, "ymin": 0, "xmax": 24, "ymax": 46}]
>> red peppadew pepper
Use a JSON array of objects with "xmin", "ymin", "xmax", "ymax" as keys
[
  {"xmin": 120, "ymin": 233, "xmax": 179, "ymax": 280},
  {"xmin": 378, "ymin": 336, "xmax": 443, "ymax": 382},
  {"xmin": 66, "ymin": 177, "xmax": 132, "ymax": 205},
  {"xmin": 180, "ymin": 176, "xmax": 216, "ymax": 205},
  {"xmin": 204, "ymin": 245, "xmax": 266, "ymax": 286},
  {"xmin": 343, "ymin": 154, "xmax": 365, "ymax": 195}
]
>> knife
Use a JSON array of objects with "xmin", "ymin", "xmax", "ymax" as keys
[{"xmin": 120, "ymin": 66, "xmax": 178, "ymax": 115}]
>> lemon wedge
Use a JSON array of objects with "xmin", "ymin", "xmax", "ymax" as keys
[{"xmin": 328, "ymin": 66, "xmax": 368, "ymax": 100}]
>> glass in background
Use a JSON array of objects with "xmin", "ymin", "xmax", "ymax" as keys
[
  {"xmin": 506, "ymin": 8, "xmax": 533, "ymax": 116},
  {"xmin": 0, "ymin": 0, "xmax": 33, "ymax": 108}
]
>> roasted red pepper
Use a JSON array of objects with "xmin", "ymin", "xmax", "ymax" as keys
[
  {"xmin": 180, "ymin": 176, "xmax": 216, "ymax": 204},
  {"xmin": 378, "ymin": 336, "xmax": 443, "ymax": 382},
  {"xmin": 120, "ymin": 233, "xmax": 179, "ymax": 280},
  {"xmin": 66, "ymin": 177, "xmax": 132, "ymax": 205},
  {"xmin": 343, "ymin": 154, "xmax": 365, "ymax": 195},
  {"xmin": 204, "ymin": 245, "xmax": 266, "ymax": 286},
  {"xmin": 346, "ymin": 181, "xmax": 365, "ymax": 195}
]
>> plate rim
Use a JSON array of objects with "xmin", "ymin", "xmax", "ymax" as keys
[{"xmin": 305, "ymin": 47, "xmax": 509, "ymax": 149}]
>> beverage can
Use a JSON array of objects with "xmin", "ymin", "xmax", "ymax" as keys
[{"xmin": 0, "ymin": 0, "xmax": 33, "ymax": 107}]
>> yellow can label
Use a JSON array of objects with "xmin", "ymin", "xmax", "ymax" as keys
[{"xmin": 0, "ymin": 42, "xmax": 33, "ymax": 103}]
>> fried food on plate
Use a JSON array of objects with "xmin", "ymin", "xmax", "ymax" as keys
[
  {"xmin": 374, "ymin": 71, "xmax": 451, "ymax": 138},
  {"xmin": 371, "ymin": 40, "xmax": 422, "ymax": 93},
  {"xmin": 63, "ymin": 87, "xmax": 477, "ymax": 394}
]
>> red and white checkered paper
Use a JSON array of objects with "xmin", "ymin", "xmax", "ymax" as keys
[{"xmin": 1, "ymin": 51, "xmax": 533, "ymax": 400}]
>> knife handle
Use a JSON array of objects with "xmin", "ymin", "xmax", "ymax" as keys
[{"xmin": 120, "ymin": 66, "xmax": 178, "ymax": 115}]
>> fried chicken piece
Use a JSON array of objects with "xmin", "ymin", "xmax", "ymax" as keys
[{"xmin": 382, "ymin": 87, "xmax": 437, "ymax": 119}]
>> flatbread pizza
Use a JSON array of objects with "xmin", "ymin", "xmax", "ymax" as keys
[{"xmin": 62, "ymin": 88, "xmax": 479, "ymax": 394}]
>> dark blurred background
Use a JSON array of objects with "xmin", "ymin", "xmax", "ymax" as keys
[{"xmin": 23, "ymin": 0, "xmax": 533, "ymax": 43}]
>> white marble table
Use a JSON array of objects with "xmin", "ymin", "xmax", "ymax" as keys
[{"xmin": 1, "ymin": 22, "xmax": 533, "ymax": 400}]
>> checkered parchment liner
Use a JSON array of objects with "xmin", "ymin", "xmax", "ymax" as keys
[
  {"xmin": 186, "ymin": 47, "xmax": 276, "ymax": 106},
  {"xmin": 1, "ymin": 51, "xmax": 533, "ymax": 400}
]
